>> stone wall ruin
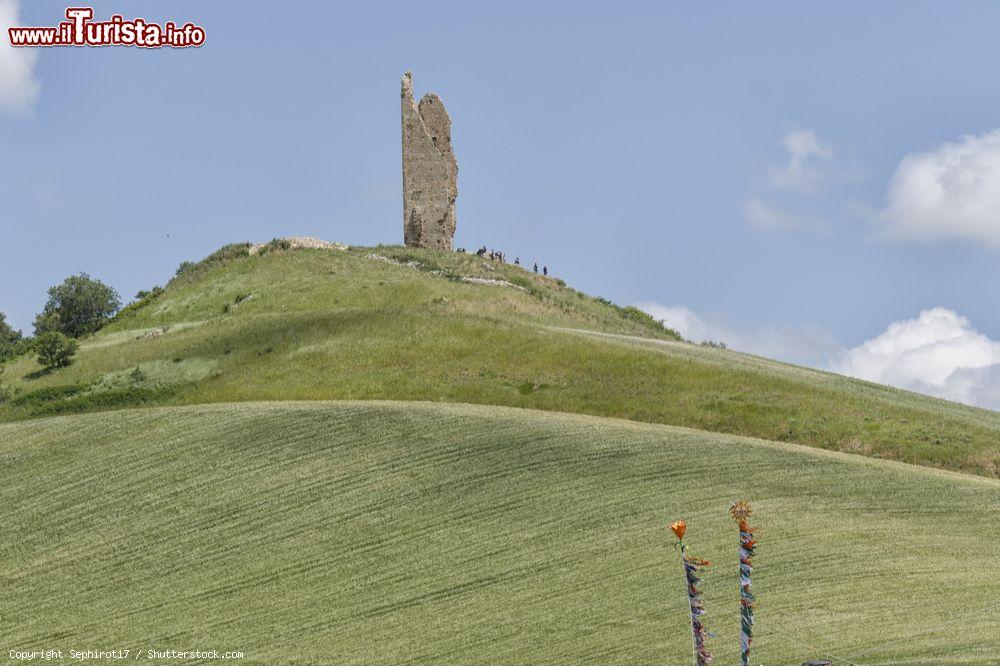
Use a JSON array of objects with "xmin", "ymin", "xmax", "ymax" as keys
[{"xmin": 401, "ymin": 71, "xmax": 458, "ymax": 250}]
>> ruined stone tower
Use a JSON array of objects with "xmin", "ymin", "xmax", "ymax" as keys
[{"xmin": 401, "ymin": 71, "xmax": 458, "ymax": 250}]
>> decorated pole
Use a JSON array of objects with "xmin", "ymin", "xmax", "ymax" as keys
[
  {"xmin": 671, "ymin": 520, "xmax": 712, "ymax": 666},
  {"xmin": 730, "ymin": 501, "xmax": 756, "ymax": 666}
]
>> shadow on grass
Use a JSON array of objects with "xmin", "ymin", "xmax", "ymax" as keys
[{"xmin": 23, "ymin": 367, "xmax": 56, "ymax": 381}]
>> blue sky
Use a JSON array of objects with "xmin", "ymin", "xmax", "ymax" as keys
[{"xmin": 5, "ymin": 1, "xmax": 1000, "ymax": 407}]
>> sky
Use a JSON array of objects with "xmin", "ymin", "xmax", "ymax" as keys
[{"xmin": 5, "ymin": 1, "xmax": 1000, "ymax": 408}]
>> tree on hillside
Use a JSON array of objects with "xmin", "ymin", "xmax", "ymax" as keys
[
  {"xmin": 0, "ymin": 312, "xmax": 23, "ymax": 363},
  {"xmin": 35, "ymin": 332, "xmax": 79, "ymax": 370},
  {"xmin": 34, "ymin": 273, "xmax": 121, "ymax": 338}
]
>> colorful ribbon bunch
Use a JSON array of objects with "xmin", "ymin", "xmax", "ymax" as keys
[
  {"xmin": 730, "ymin": 500, "xmax": 756, "ymax": 666},
  {"xmin": 670, "ymin": 503, "xmax": 759, "ymax": 666},
  {"xmin": 671, "ymin": 520, "xmax": 713, "ymax": 665}
]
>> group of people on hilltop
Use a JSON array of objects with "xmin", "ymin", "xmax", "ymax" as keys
[
  {"xmin": 475, "ymin": 246, "xmax": 507, "ymax": 263},
  {"xmin": 474, "ymin": 246, "xmax": 548, "ymax": 276}
]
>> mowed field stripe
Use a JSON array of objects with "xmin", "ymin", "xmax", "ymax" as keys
[{"xmin": 1, "ymin": 401, "xmax": 997, "ymax": 664}]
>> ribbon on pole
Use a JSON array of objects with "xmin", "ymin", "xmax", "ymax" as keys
[
  {"xmin": 672, "ymin": 520, "xmax": 712, "ymax": 665},
  {"xmin": 730, "ymin": 501, "xmax": 756, "ymax": 666}
]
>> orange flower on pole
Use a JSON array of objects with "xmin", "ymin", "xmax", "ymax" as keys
[
  {"xmin": 669, "ymin": 518, "xmax": 712, "ymax": 665},
  {"xmin": 671, "ymin": 520, "xmax": 686, "ymax": 541}
]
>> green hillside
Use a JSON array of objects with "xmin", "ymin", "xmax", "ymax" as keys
[
  {"xmin": 3, "ymin": 242, "xmax": 1000, "ymax": 664},
  {"xmin": 2, "ymin": 243, "xmax": 998, "ymax": 477},
  {"xmin": 2, "ymin": 401, "xmax": 997, "ymax": 665}
]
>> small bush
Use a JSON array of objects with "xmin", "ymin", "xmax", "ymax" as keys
[
  {"xmin": 36, "ymin": 332, "xmax": 79, "ymax": 369},
  {"xmin": 134, "ymin": 286, "xmax": 164, "ymax": 300},
  {"xmin": 11, "ymin": 384, "xmax": 85, "ymax": 406},
  {"xmin": 701, "ymin": 339, "xmax": 727, "ymax": 349},
  {"xmin": 258, "ymin": 238, "xmax": 292, "ymax": 255},
  {"xmin": 0, "ymin": 380, "xmax": 12, "ymax": 404},
  {"xmin": 115, "ymin": 286, "xmax": 165, "ymax": 321},
  {"xmin": 223, "ymin": 292, "xmax": 255, "ymax": 314},
  {"xmin": 0, "ymin": 312, "xmax": 22, "ymax": 363},
  {"xmin": 12, "ymin": 385, "xmax": 171, "ymax": 418},
  {"xmin": 616, "ymin": 306, "xmax": 683, "ymax": 340},
  {"xmin": 171, "ymin": 243, "xmax": 252, "ymax": 285},
  {"xmin": 507, "ymin": 275, "xmax": 546, "ymax": 299},
  {"xmin": 0, "ymin": 337, "xmax": 32, "ymax": 364}
]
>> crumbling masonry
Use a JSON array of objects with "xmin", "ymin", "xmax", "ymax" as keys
[{"xmin": 401, "ymin": 71, "xmax": 458, "ymax": 250}]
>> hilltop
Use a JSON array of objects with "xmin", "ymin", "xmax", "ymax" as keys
[
  {"xmin": 1, "ymin": 241, "xmax": 998, "ymax": 477},
  {"xmin": 2, "ymin": 241, "xmax": 999, "ymax": 665}
]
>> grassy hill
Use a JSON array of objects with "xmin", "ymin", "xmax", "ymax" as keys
[
  {"xmin": 2, "ymin": 401, "xmax": 997, "ymax": 665},
  {"xmin": 3, "ymin": 242, "xmax": 1000, "ymax": 664},
  {"xmin": 2, "ymin": 243, "xmax": 998, "ymax": 477}
]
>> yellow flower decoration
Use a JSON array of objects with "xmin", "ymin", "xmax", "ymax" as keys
[{"xmin": 670, "ymin": 520, "xmax": 686, "ymax": 540}]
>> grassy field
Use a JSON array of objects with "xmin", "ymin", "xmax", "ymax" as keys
[
  {"xmin": 2, "ymin": 244, "xmax": 998, "ymax": 477},
  {"xmin": 1, "ymin": 401, "xmax": 997, "ymax": 665}
]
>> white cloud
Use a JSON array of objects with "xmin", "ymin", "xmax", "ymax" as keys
[
  {"xmin": 637, "ymin": 302, "xmax": 842, "ymax": 368},
  {"xmin": 0, "ymin": 0, "xmax": 39, "ymax": 114},
  {"xmin": 831, "ymin": 308, "xmax": 1000, "ymax": 409},
  {"xmin": 743, "ymin": 198, "xmax": 825, "ymax": 232},
  {"xmin": 639, "ymin": 302, "xmax": 1000, "ymax": 411},
  {"xmin": 744, "ymin": 130, "xmax": 834, "ymax": 232},
  {"xmin": 767, "ymin": 129, "xmax": 834, "ymax": 193},
  {"xmin": 879, "ymin": 129, "xmax": 1000, "ymax": 247}
]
